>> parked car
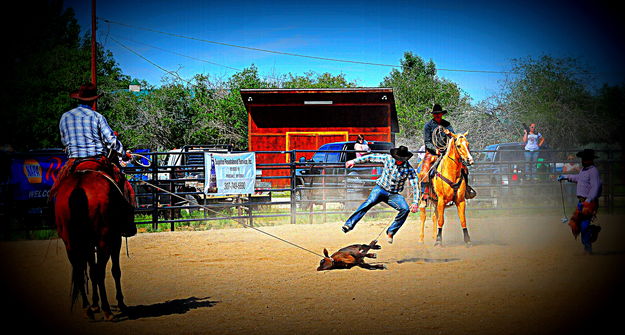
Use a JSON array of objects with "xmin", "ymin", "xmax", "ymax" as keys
[
  {"xmin": 295, "ymin": 141, "xmax": 394, "ymax": 209},
  {"xmin": 470, "ymin": 142, "xmax": 526, "ymax": 188}
]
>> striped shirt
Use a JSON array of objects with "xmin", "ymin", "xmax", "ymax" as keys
[
  {"xmin": 351, "ymin": 153, "xmax": 419, "ymax": 203},
  {"xmin": 563, "ymin": 165, "xmax": 602, "ymax": 202},
  {"xmin": 59, "ymin": 105, "xmax": 124, "ymax": 158}
]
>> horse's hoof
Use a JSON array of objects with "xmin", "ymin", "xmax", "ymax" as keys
[
  {"xmin": 465, "ymin": 241, "xmax": 472, "ymax": 248},
  {"xmin": 434, "ymin": 241, "xmax": 442, "ymax": 247}
]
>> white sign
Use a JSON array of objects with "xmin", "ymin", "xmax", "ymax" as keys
[{"xmin": 204, "ymin": 152, "xmax": 256, "ymax": 195}]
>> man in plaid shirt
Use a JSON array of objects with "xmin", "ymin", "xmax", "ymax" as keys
[
  {"xmin": 342, "ymin": 145, "xmax": 419, "ymax": 244},
  {"xmin": 51, "ymin": 83, "xmax": 136, "ymax": 237}
]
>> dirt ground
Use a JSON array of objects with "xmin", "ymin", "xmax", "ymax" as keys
[{"xmin": 2, "ymin": 212, "xmax": 625, "ymax": 335}]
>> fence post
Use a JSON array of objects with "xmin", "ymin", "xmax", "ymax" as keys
[
  {"xmin": 607, "ymin": 149, "xmax": 613, "ymax": 214},
  {"xmin": 290, "ymin": 150, "xmax": 297, "ymax": 225},
  {"xmin": 151, "ymin": 152, "xmax": 159, "ymax": 230}
]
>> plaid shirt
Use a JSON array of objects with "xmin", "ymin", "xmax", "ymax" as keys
[
  {"xmin": 351, "ymin": 153, "xmax": 419, "ymax": 203},
  {"xmin": 60, "ymin": 105, "xmax": 124, "ymax": 158}
]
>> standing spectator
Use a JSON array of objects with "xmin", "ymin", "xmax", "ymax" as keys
[
  {"xmin": 523, "ymin": 123, "xmax": 544, "ymax": 181},
  {"xmin": 354, "ymin": 134, "xmax": 371, "ymax": 158},
  {"xmin": 558, "ymin": 149, "xmax": 602, "ymax": 254},
  {"xmin": 342, "ymin": 145, "xmax": 419, "ymax": 244}
]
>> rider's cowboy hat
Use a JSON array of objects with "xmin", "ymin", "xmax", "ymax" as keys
[
  {"xmin": 576, "ymin": 149, "xmax": 598, "ymax": 160},
  {"xmin": 431, "ymin": 103, "xmax": 447, "ymax": 115},
  {"xmin": 70, "ymin": 83, "xmax": 103, "ymax": 101},
  {"xmin": 390, "ymin": 145, "xmax": 413, "ymax": 162}
]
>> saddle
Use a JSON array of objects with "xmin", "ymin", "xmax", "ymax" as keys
[
  {"xmin": 421, "ymin": 159, "xmax": 476, "ymax": 202},
  {"xmin": 50, "ymin": 156, "xmax": 135, "ymax": 207}
]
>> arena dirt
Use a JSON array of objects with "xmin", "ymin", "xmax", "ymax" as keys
[{"xmin": 2, "ymin": 212, "xmax": 624, "ymax": 334}]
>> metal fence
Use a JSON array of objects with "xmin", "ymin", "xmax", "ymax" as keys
[
  {"xmin": 121, "ymin": 148, "xmax": 624, "ymax": 231},
  {"xmin": 3, "ymin": 148, "xmax": 623, "ymax": 233}
]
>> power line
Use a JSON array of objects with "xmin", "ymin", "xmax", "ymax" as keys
[
  {"xmin": 109, "ymin": 34, "xmax": 242, "ymax": 72},
  {"xmin": 100, "ymin": 18, "xmax": 515, "ymax": 74},
  {"xmin": 109, "ymin": 36, "xmax": 195, "ymax": 85}
]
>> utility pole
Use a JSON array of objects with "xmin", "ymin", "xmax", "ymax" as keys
[{"xmin": 91, "ymin": 0, "xmax": 97, "ymax": 110}]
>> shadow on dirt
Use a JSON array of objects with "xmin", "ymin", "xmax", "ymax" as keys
[
  {"xmin": 396, "ymin": 257, "xmax": 461, "ymax": 264},
  {"xmin": 115, "ymin": 296, "xmax": 220, "ymax": 321}
]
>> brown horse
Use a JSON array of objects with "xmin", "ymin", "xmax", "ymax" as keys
[
  {"xmin": 52, "ymin": 158, "xmax": 133, "ymax": 320},
  {"xmin": 418, "ymin": 130, "xmax": 474, "ymax": 246}
]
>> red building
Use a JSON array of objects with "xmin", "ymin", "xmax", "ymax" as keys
[{"xmin": 240, "ymin": 88, "xmax": 399, "ymax": 186}]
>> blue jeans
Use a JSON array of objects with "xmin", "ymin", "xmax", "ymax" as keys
[
  {"xmin": 524, "ymin": 150, "xmax": 539, "ymax": 180},
  {"xmin": 578, "ymin": 202, "xmax": 593, "ymax": 253},
  {"xmin": 344, "ymin": 185, "xmax": 410, "ymax": 236}
]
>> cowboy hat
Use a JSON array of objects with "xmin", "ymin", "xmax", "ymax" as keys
[
  {"xmin": 390, "ymin": 145, "xmax": 413, "ymax": 162},
  {"xmin": 431, "ymin": 103, "xmax": 447, "ymax": 114},
  {"xmin": 576, "ymin": 149, "xmax": 598, "ymax": 160},
  {"xmin": 69, "ymin": 83, "xmax": 103, "ymax": 101}
]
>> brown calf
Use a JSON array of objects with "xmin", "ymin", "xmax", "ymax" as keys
[{"xmin": 317, "ymin": 240, "xmax": 385, "ymax": 271}]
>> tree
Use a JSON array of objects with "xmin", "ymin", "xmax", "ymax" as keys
[
  {"xmin": 0, "ymin": 2, "xmax": 129, "ymax": 150},
  {"xmin": 380, "ymin": 52, "xmax": 470, "ymax": 147},
  {"xmin": 282, "ymin": 71, "xmax": 357, "ymax": 88},
  {"xmin": 498, "ymin": 55, "xmax": 598, "ymax": 148}
]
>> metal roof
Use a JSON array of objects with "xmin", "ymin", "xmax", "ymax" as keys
[{"xmin": 240, "ymin": 88, "xmax": 399, "ymax": 132}]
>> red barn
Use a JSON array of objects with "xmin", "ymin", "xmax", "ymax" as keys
[{"xmin": 240, "ymin": 88, "xmax": 399, "ymax": 186}]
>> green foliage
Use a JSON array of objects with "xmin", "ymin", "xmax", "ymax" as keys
[
  {"xmin": 1, "ymin": 3, "xmax": 129, "ymax": 150},
  {"xmin": 499, "ymin": 55, "xmax": 619, "ymax": 148},
  {"xmin": 282, "ymin": 71, "xmax": 358, "ymax": 88},
  {"xmin": 380, "ymin": 52, "xmax": 470, "ymax": 142}
]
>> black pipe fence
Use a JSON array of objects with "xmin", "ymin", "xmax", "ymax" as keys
[{"xmin": 2, "ymin": 148, "xmax": 623, "ymax": 233}]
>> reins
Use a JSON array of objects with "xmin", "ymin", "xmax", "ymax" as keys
[
  {"xmin": 433, "ymin": 136, "xmax": 467, "ymax": 198},
  {"xmin": 138, "ymin": 180, "xmax": 326, "ymax": 259}
]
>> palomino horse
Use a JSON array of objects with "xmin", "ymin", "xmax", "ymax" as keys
[
  {"xmin": 418, "ymin": 130, "xmax": 474, "ymax": 246},
  {"xmin": 52, "ymin": 158, "xmax": 133, "ymax": 320}
]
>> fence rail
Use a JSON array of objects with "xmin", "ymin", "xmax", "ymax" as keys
[{"xmin": 2, "ymin": 148, "xmax": 623, "ymax": 233}]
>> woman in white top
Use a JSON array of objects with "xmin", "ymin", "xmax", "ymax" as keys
[
  {"xmin": 523, "ymin": 123, "xmax": 545, "ymax": 181},
  {"xmin": 354, "ymin": 134, "xmax": 371, "ymax": 158}
]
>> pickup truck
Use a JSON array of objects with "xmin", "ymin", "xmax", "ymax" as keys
[{"xmin": 294, "ymin": 141, "xmax": 394, "ymax": 209}]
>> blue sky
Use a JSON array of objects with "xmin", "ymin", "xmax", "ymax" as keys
[{"xmin": 65, "ymin": 0, "xmax": 624, "ymax": 102}]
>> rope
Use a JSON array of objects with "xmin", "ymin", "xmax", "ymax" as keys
[
  {"xmin": 431, "ymin": 126, "xmax": 448, "ymax": 151},
  {"xmin": 138, "ymin": 180, "xmax": 326, "ymax": 259}
]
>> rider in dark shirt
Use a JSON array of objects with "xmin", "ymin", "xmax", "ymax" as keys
[{"xmin": 418, "ymin": 104, "xmax": 474, "ymax": 206}]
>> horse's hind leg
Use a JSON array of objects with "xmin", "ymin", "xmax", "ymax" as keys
[
  {"xmin": 431, "ymin": 205, "xmax": 438, "ymax": 241},
  {"xmin": 110, "ymin": 238, "xmax": 127, "ymax": 311},
  {"xmin": 94, "ymin": 248, "xmax": 115, "ymax": 320},
  {"xmin": 87, "ymin": 250, "xmax": 101, "ymax": 314}
]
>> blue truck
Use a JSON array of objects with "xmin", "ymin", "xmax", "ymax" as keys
[{"xmin": 294, "ymin": 141, "xmax": 394, "ymax": 209}]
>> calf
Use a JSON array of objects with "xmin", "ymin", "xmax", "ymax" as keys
[{"xmin": 317, "ymin": 240, "xmax": 385, "ymax": 271}]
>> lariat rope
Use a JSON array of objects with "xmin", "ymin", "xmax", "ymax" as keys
[
  {"xmin": 138, "ymin": 180, "xmax": 326, "ymax": 258},
  {"xmin": 431, "ymin": 126, "xmax": 449, "ymax": 152}
]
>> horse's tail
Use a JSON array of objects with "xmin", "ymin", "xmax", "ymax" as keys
[{"xmin": 67, "ymin": 186, "xmax": 90, "ymax": 310}]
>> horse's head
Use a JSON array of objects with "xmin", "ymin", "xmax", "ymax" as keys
[{"xmin": 445, "ymin": 130, "xmax": 474, "ymax": 166}]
